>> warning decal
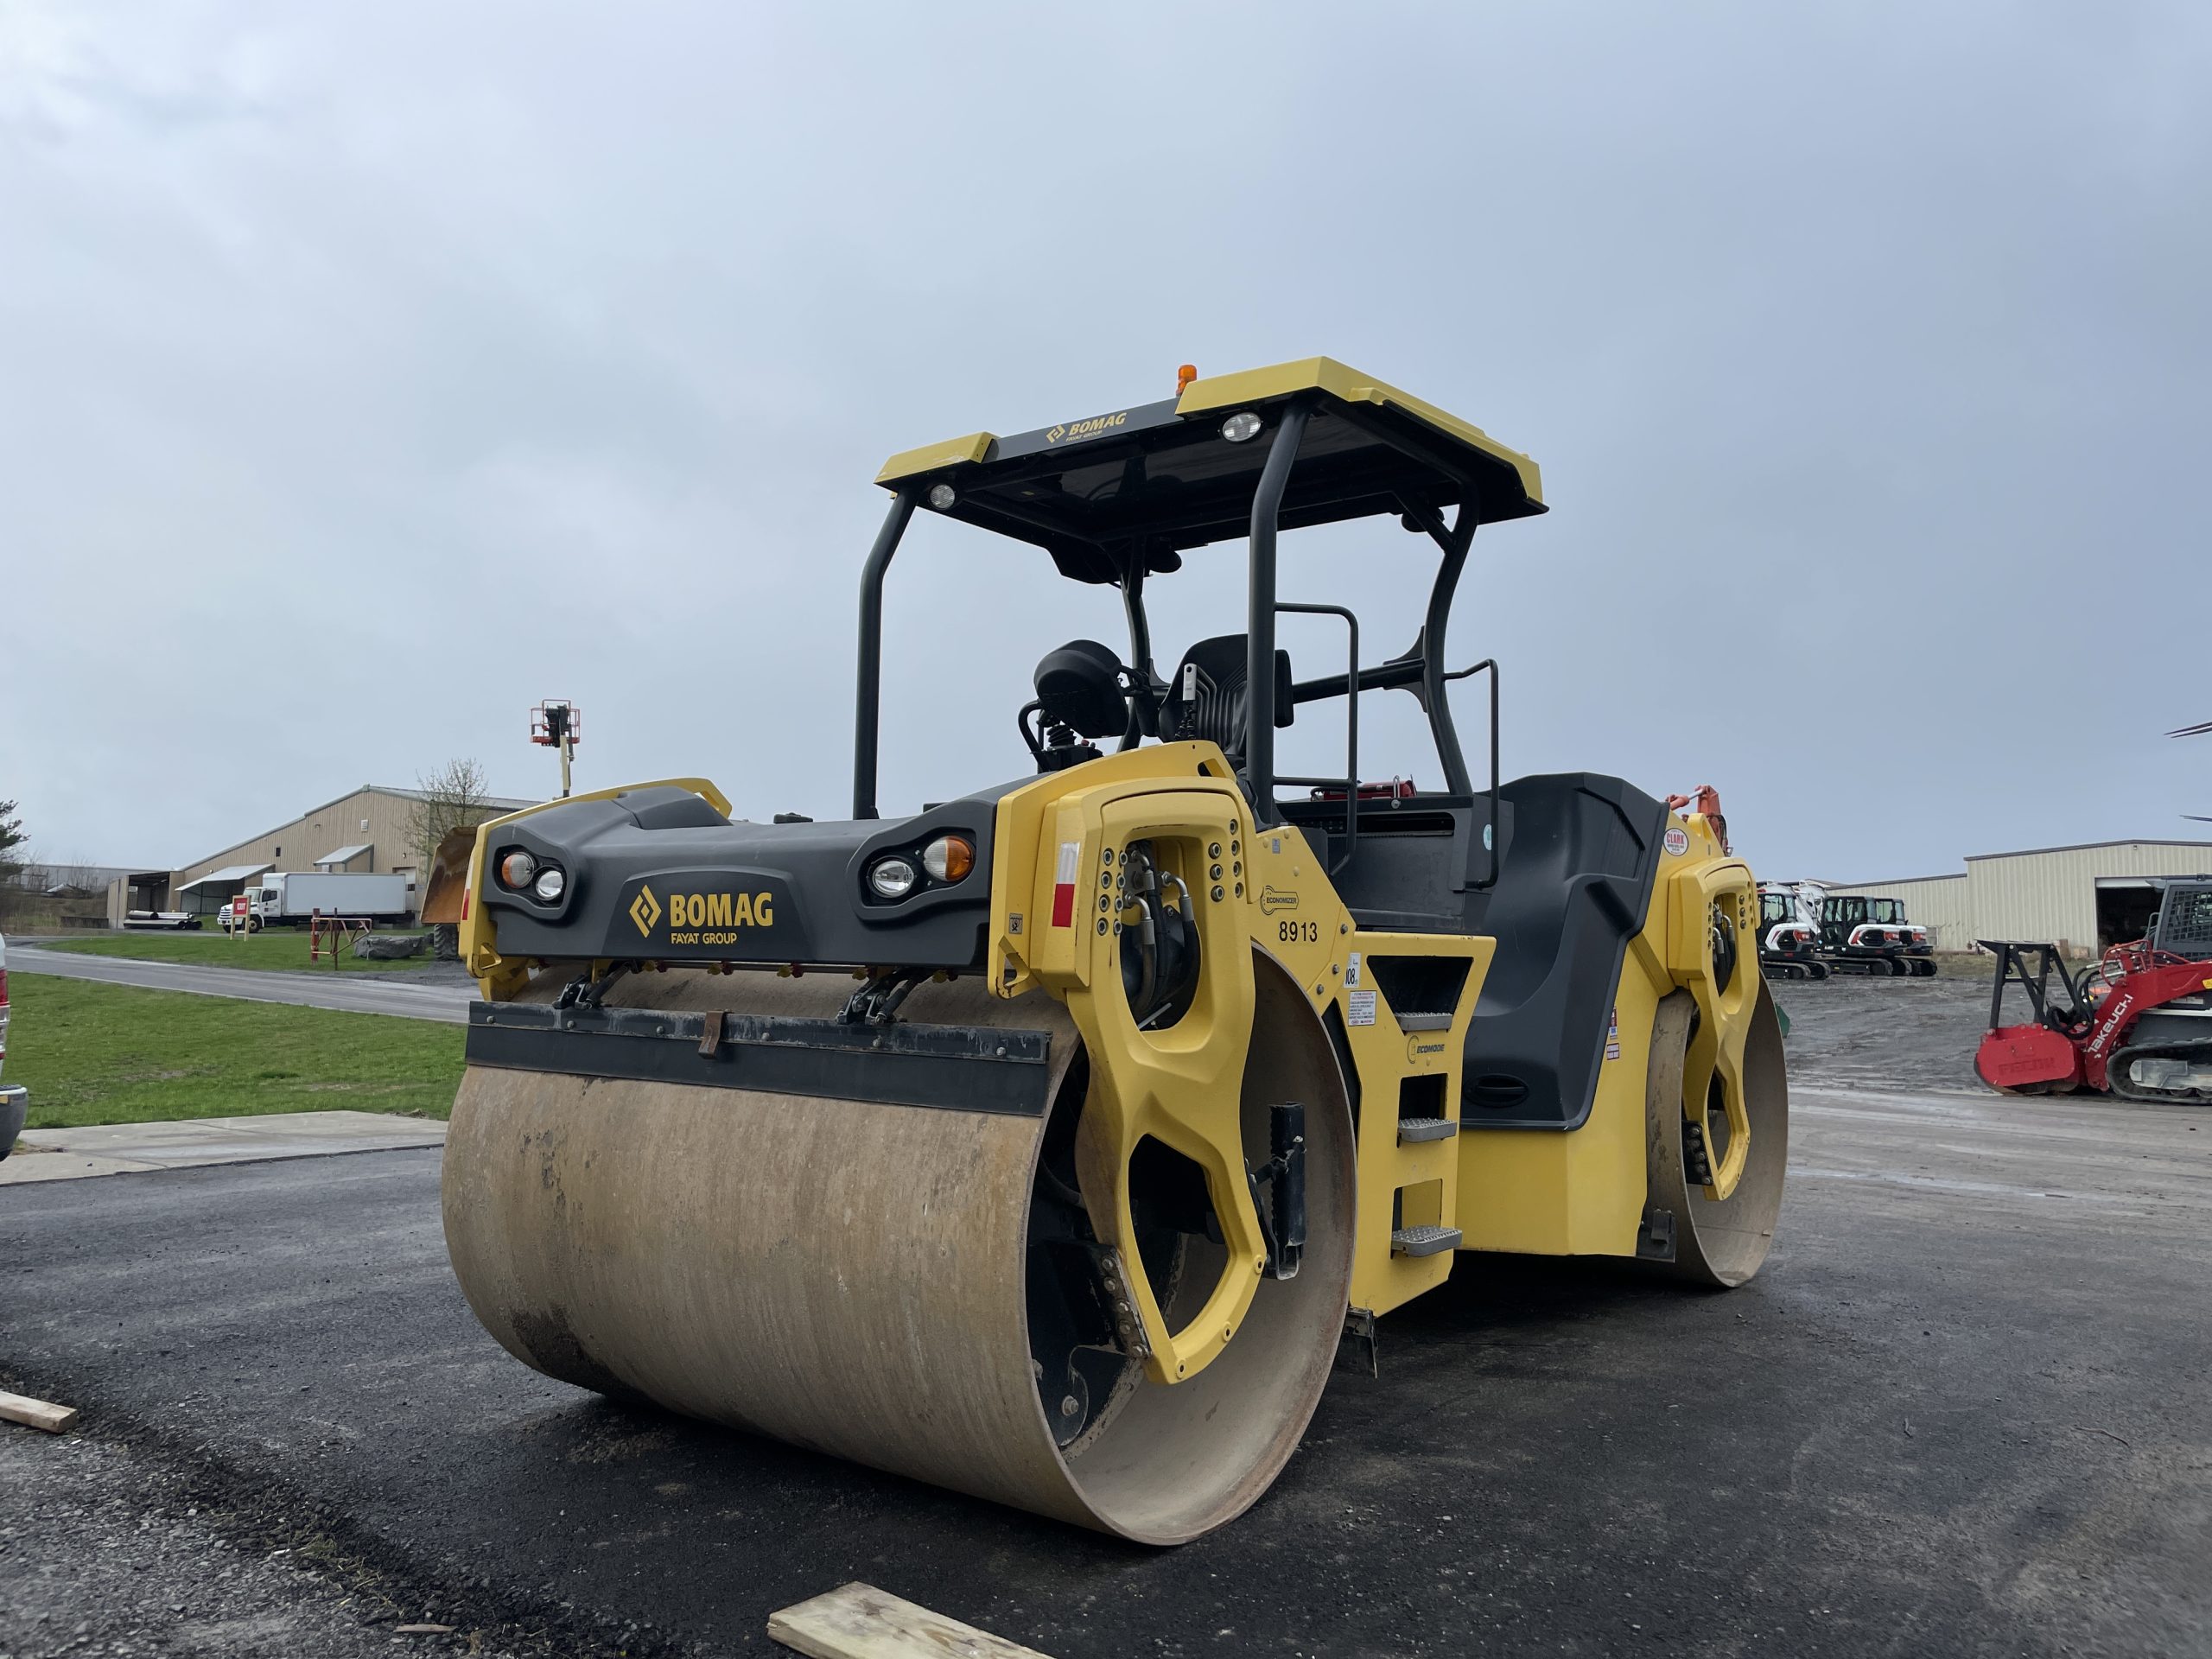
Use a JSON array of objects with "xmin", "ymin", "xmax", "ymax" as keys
[
  {"xmin": 1346, "ymin": 989, "xmax": 1377, "ymax": 1027},
  {"xmin": 1050, "ymin": 842, "xmax": 1080, "ymax": 928}
]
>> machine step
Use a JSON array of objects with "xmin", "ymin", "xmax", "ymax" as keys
[
  {"xmin": 1390, "ymin": 1224, "xmax": 1462, "ymax": 1257},
  {"xmin": 1395, "ymin": 1116, "xmax": 1459, "ymax": 1143}
]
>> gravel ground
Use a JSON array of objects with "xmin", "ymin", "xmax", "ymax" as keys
[
  {"xmin": 0, "ymin": 1431, "xmax": 545, "ymax": 1659},
  {"xmin": 1769, "ymin": 965, "xmax": 1998, "ymax": 1095}
]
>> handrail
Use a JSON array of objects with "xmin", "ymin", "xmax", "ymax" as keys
[
  {"xmin": 1284, "ymin": 648, "xmax": 1498, "ymax": 887},
  {"xmin": 1290, "ymin": 656, "xmax": 1495, "ymax": 703},
  {"xmin": 1461, "ymin": 658, "xmax": 1500, "ymax": 889},
  {"xmin": 1274, "ymin": 601, "xmax": 1359, "ymax": 874}
]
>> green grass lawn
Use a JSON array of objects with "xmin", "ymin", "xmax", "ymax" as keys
[
  {"xmin": 7, "ymin": 976, "xmax": 462, "ymax": 1128},
  {"xmin": 39, "ymin": 929, "xmax": 444, "ymax": 974}
]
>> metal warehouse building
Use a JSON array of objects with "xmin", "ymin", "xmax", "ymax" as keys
[
  {"xmin": 1827, "ymin": 839, "xmax": 2212, "ymax": 955},
  {"xmin": 110, "ymin": 784, "xmax": 538, "ymax": 925}
]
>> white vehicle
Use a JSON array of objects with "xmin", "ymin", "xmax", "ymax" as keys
[
  {"xmin": 219, "ymin": 871, "xmax": 412, "ymax": 931},
  {"xmin": 1, "ymin": 936, "xmax": 26, "ymax": 1159},
  {"xmin": 1818, "ymin": 890, "xmax": 1936, "ymax": 976},
  {"xmin": 1768, "ymin": 880, "xmax": 1936, "ymax": 978},
  {"xmin": 1756, "ymin": 882, "xmax": 1827, "ymax": 980}
]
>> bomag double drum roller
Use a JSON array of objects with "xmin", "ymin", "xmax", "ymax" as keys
[{"xmin": 439, "ymin": 359, "xmax": 1789, "ymax": 1543}]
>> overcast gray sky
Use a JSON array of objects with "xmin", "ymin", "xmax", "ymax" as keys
[{"xmin": 3, "ymin": 3, "xmax": 2207, "ymax": 881}]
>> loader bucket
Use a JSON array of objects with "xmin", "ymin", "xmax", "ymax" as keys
[{"xmin": 417, "ymin": 826, "xmax": 479, "ymax": 926}]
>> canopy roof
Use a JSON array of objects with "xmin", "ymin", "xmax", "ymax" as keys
[
  {"xmin": 875, "ymin": 358, "xmax": 1544, "ymax": 584},
  {"xmin": 176, "ymin": 863, "xmax": 271, "ymax": 893}
]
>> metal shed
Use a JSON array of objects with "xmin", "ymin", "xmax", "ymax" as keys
[
  {"xmin": 1966, "ymin": 841, "xmax": 2212, "ymax": 953},
  {"xmin": 1830, "ymin": 840, "xmax": 2212, "ymax": 956},
  {"xmin": 171, "ymin": 863, "xmax": 274, "ymax": 918}
]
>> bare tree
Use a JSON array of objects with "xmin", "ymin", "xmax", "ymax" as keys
[
  {"xmin": 404, "ymin": 759, "xmax": 497, "ymax": 874},
  {"xmin": 405, "ymin": 760, "xmax": 499, "ymax": 958},
  {"xmin": 48, "ymin": 855, "xmax": 111, "ymax": 896}
]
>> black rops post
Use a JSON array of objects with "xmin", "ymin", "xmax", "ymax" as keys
[
  {"xmin": 1243, "ymin": 403, "xmax": 1311, "ymax": 823},
  {"xmin": 853, "ymin": 491, "xmax": 918, "ymax": 821}
]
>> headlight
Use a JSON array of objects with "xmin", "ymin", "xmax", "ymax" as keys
[
  {"xmin": 532, "ymin": 867, "xmax": 566, "ymax": 902},
  {"xmin": 921, "ymin": 835, "xmax": 974, "ymax": 884},
  {"xmin": 927, "ymin": 482, "xmax": 957, "ymax": 511},
  {"xmin": 1220, "ymin": 410, "xmax": 1263, "ymax": 443},
  {"xmin": 868, "ymin": 856, "xmax": 918, "ymax": 899},
  {"xmin": 499, "ymin": 850, "xmax": 538, "ymax": 889}
]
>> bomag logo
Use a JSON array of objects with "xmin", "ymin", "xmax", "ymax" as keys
[
  {"xmin": 1260, "ymin": 885, "xmax": 1299, "ymax": 916},
  {"xmin": 630, "ymin": 882, "xmax": 775, "ymax": 943},
  {"xmin": 1044, "ymin": 411, "xmax": 1127, "ymax": 446}
]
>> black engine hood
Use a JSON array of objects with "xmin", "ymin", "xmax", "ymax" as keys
[{"xmin": 477, "ymin": 783, "xmax": 1020, "ymax": 969}]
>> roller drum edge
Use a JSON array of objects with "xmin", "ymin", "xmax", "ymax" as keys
[
  {"xmin": 442, "ymin": 965, "xmax": 1357, "ymax": 1544},
  {"xmin": 1641, "ymin": 981, "xmax": 1790, "ymax": 1287}
]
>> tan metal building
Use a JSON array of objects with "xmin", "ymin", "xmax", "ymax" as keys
[
  {"xmin": 1816, "ymin": 873, "xmax": 1974, "ymax": 950},
  {"xmin": 1829, "ymin": 839, "xmax": 2212, "ymax": 955},
  {"xmin": 133, "ymin": 785, "xmax": 538, "ymax": 922}
]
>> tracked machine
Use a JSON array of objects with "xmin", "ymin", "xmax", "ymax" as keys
[
  {"xmin": 436, "ymin": 359, "xmax": 1790, "ymax": 1542},
  {"xmin": 1816, "ymin": 889, "xmax": 1936, "ymax": 976},
  {"xmin": 1975, "ymin": 877, "xmax": 2212, "ymax": 1102},
  {"xmin": 1757, "ymin": 882, "xmax": 1828, "ymax": 980}
]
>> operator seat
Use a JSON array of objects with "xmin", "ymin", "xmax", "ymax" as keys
[
  {"xmin": 1027, "ymin": 639, "xmax": 1133, "ymax": 772},
  {"xmin": 1033, "ymin": 639, "xmax": 1130, "ymax": 740},
  {"xmin": 1158, "ymin": 635, "xmax": 1294, "ymax": 762}
]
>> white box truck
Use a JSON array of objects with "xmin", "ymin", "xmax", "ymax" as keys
[{"xmin": 220, "ymin": 871, "xmax": 412, "ymax": 931}]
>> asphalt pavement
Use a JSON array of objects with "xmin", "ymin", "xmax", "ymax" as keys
[
  {"xmin": 5, "ymin": 944, "xmax": 472, "ymax": 1023},
  {"xmin": 3, "ymin": 1079, "xmax": 2207, "ymax": 1658}
]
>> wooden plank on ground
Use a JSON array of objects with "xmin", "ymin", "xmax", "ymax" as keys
[
  {"xmin": 0, "ymin": 1389, "xmax": 79, "ymax": 1433},
  {"xmin": 768, "ymin": 1582, "xmax": 1053, "ymax": 1659}
]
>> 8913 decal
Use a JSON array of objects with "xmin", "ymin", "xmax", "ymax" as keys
[{"xmin": 1278, "ymin": 919, "xmax": 1321, "ymax": 944}]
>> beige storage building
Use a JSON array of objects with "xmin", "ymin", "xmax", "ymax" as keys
[
  {"xmin": 139, "ymin": 785, "xmax": 539, "ymax": 922},
  {"xmin": 1816, "ymin": 873, "xmax": 1974, "ymax": 950},
  {"xmin": 1829, "ymin": 838, "xmax": 2212, "ymax": 956}
]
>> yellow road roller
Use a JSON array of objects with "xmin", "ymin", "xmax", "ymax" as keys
[{"xmin": 439, "ymin": 358, "xmax": 1788, "ymax": 1544}]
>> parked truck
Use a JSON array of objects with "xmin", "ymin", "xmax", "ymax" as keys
[{"xmin": 219, "ymin": 871, "xmax": 412, "ymax": 931}]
